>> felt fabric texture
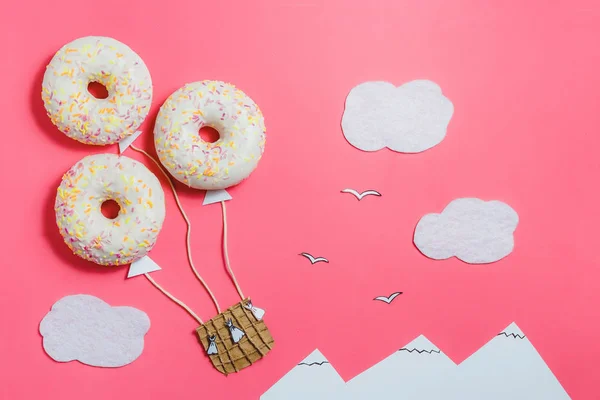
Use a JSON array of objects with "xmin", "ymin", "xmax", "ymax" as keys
[
  {"xmin": 196, "ymin": 299, "xmax": 274, "ymax": 375},
  {"xmin": 341, "ymin": 80, "xmax": 454, "ymax": 153},
  {"xmin": 39, "ymin": 294, "xmax": 150, "ymax": 368},
  {"xmin": 413, "ymin": 198, "xmax": 519, "ymax": 264}
]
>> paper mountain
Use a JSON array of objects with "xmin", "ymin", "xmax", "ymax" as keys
[
  {"xmin": 261, "ymin": 323, "xmax": 570, "ymax": 400},
  {"xmin": 261, "ymin": 350, "xmax": 346, "ymax": 400}
]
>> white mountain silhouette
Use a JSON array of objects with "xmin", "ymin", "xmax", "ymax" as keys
[
  {"xmin": 398, "ymin": 335, "xmax": 441, "ymax": 352},
  {"xmin": 261, "ymin": 350, "xmax": 345, "ymax": 400},
  {"xmin": 500, "ymin": 321, "xmax": 526, "ymax": 337},
  {"xmin": 261, "ymin": 323, "xmax": 571, "ymax": 400},
  {"xmin": 457, "ymin": 323, "xmax": 568, "ymax": 400},
  {"xmin": 346, "ymin": 335, "xmax": 455, "ymax": 399}
]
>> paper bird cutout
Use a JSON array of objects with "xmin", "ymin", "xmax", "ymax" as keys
[
  {"xmin": 118, "ymin": 130, "xmax": 143, "ymax": 153},
  {"xmin": 341, "ymin": 189, "xmax": 382, "ymax": 201},
  {"xmin": 373, "ymin": 292, "xmax": 403, "ymax": 304},
  {"xmin": 203, "ymin": 189, "xmax": 232, "ymax": 205},
  {"xmin": 300, "ymin": 252, "xmax": 329, "ymax": 264},
  {"xmin": 127, "ymin": 256, "xmax": 161, "ymax": 278}
]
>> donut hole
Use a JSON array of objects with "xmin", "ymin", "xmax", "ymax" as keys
[
  {"xmin": 87, "ymin": 81, "xmax": 109, "ymax": 99},
  {"xmin": 101, "ymin": 199, "xmax": 121, "ymax": 219},
  {"xmin": 198, "ymin": 126, "xmax": 220, "ymax": 143}
]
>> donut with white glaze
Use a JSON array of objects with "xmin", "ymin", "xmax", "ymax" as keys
[
  {"xmin": 154, "ymin": 80, "xmax": 266, "ymax": 190},
  {"xmin": 55, "ymin": 153, "xmax": 165, "ymax": 266},
  {"xmin": 42, "ymin": 36, "xmax": 152, "ymax": 145}
]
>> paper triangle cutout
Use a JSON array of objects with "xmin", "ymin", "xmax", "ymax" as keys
[
  {"xmin": 127, "ymin": 256, "xmax": 161, "ymax": 278},
  {"xmin": 119, "ymin": 130, "xmax": 143, "ymax": 153},
  {"xmin": 203, "ymin": 189, "xmax": 232, "ymax": 205}
]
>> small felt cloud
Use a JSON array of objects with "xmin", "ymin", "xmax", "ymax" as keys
[
  {"xmin": 341, "ymin": 80, "xmax": 454, "ymax": 153},
  {"xmin": 414, "ymin": 198, "xmax": 519, "ymax": 264},
  {"xmin": 40, "ymin": 294, "xmax": 150, "ymax": 368}
]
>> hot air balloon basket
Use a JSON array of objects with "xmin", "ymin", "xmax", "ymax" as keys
[{"xmin": 196, "ymin": 299, "xmax": 274, "ymax": 375}]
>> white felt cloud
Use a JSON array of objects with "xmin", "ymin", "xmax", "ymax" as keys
[
  {"xmin": 341, "ymin": 80, "xmax": 454, "ymax": 153},
  {"xmin": 414, "ymin": 198, "xmax": 519, "ymax": 264},
  {"xmin": 40, "ymin": 294, "xmax": 150, "ymax": 368}
]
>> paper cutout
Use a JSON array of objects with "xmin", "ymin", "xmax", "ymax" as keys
[
  {"xmin": 203, "ymin": 189, "xmax": 232, "ymax": 205},
  {"xmin": 118, "ymin": 130, "xmax": 143, "ymax": 153},
  {"xmin": 225, "ymin": 319, "xmax": 246, "ymax": 343},
  {"xmin": 206, "ymin": 335, "xmax": 218, "ymax": 355},
  {"xmin": 346, "ymin": 336, "xmax": 454, "ymax": 399},
  {"xmin": 299, "ymin": 360, "xmax": 330, "ymax": 366},
  {"xmin": 127, "ymin": 255, "xmax": 161, "ymax": 278},
  {"xmin": 261, "ymin": 350, "xmax": 347, "ymax": 400},
  {"xmin": 261, "ymin": 323, "xmax": 571, "ymax": 399},
  {"xmin": 299, "ymin": 252, "xmax": 329, "ymax": 264},
  {"xmin": 196, "ymin": 299, "xmax": 274, "ymax": 375},
  {"xmin": 39, "ymin": 294, "xmax": 150, "ymax": 368},
  {"xmin": 398, "ymin": 335, "xmax": 441, "ymax": 353},
  {"xmin": 498, "ymin": 326, "xmax": 526, "ymax": 339},
  {"xmin": 341, "ymin": 80, "xmax": 454, "ymax": 153},
  {"xmin": 414, "ymin": 198, "xmax": 519, "ymax": 264},
  {"xmin": 244, "ymin": 300, "xmax": 265, "ymax": 320},
  {"xmin": 340, "ymin": 189, "xmax": 382, "ymax": 201},
  {"xmin": 373, "ymin": 292, "xmax": 403, "ymax": 304},
  {"xmin": 454, "ymin": 323, "xmax": 570, "ymax": 400}
]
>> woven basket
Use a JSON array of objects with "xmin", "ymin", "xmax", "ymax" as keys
[{"xmin": 196, "ymin": 299, "xmax": 274, "ymax": 375}]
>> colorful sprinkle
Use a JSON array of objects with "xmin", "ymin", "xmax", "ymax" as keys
[
  {"xmin": 41, "ymin": 36, "xmax": 152, "ymax": 146},
  {"xmin": 154, "ymin": 80, "xmax": 266, "ymax": 190},
  {"xmin": 54, "ymin": 154, "xmax": 166, "ymax": 266}
]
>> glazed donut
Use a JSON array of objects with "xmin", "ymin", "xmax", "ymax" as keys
[
  {"xmin": 154, "ymin": 80, "xmax": 266, "ymax": 190},
  {"xmin": 42, "ymin": 36, "xmax": 152, "ymax": 145},
  {"xmin": 55, "ymin": 153, "xmax": 166, "ymax": 266}
]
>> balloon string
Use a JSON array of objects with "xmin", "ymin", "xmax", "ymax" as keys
[
  {"xmin": 129, "ymin": 144, "xmax": 222, "ymax": 314},
  {"xmin": 221, "ymin": 201, "xmax": 245, "ymax": 300},
  {"xmin": 144, "ymin": 273, "xmax": 203, "ymax": 325}
]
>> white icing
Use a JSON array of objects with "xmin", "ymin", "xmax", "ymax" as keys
[
  {"xmin": 55, "ymin": 153, "xmax": 166, "ymax": 266},
  {"xmin": 42, "ymin": 36, "xmax": 152, "ymax": 145},
  {"xmin": 154, "ymin": 80, "xmax": 266, "ymax": 190}
]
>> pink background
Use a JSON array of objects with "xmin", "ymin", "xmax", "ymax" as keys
[{"xmin": 2, "ymin": 0, "xmax": 599, "ymax": 398}]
